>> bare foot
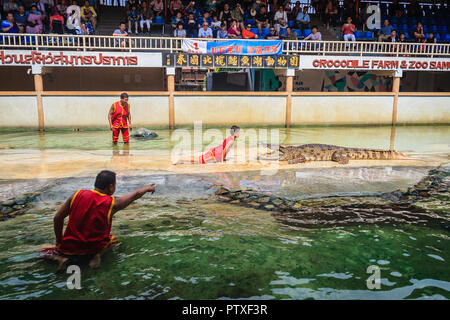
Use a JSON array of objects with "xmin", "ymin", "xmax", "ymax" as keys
[{"xmin": 89, "ymin": 253, "xmax": 101, "ymax": 269}]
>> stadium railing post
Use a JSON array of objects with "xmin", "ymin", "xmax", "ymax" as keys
[
  {"xmin": 167, "ymin": 67, "xmax": 176, "ymax": 129},
  {"xmin": 285, "ymin": 68, "xmax": 295, "ymax": 128},
  {"xmin": 32, "ymin": 65, "xmax": 45, "ymax": 131}
]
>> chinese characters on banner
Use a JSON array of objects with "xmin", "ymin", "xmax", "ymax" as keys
[{"xmin": 163, "ymin": 53, "xmax": 299, "ymax": 68}]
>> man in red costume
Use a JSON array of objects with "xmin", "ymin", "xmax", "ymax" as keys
[
  {"xmin": 40, "ymin": 170, "xmax": 155, "ymax": 269},
  {"xmin": 108, "ymin": 92, "xmax": 132, "ymax": 144},
  {"xmin": 173, "ymin": 125, "xmax": 240, "ymax": 164}
]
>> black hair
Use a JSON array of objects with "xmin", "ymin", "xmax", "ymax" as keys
[
  {"xmin": 312, "ymin": 25, "xmax": 318, "ymax": 30},
  {"xmin": 120, "ymin": 92, "xmax": 129, "ymax": 99},
  {"xmin": 230, "ymin": 125, "xmax": 240, "ymax": 135},
  {"xmin": 94, "ymin": 170, "xmax": 116, "ymax": 190}
]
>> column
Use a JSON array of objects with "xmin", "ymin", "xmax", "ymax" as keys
[
  {"xmin": 32, "ymin": 65, "xmax": 45, "ymax": 131},
  {"xmin": 285, "ymin": 68, "xmax": 295, "ymax": 128},
  {"xmin": 167, "ymin": 67, "xmax": 175, "ymax": 130},
  {"xmin": 391, "ymin": 70, "xmax": 402, "ymax": 126}
]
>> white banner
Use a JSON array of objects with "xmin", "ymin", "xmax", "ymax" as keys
[{"xmin": 181, "ymin": 39, "xmax": 208, "ymax": 54}]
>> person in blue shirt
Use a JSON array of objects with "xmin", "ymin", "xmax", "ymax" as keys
[
  {"xmin": 296, "ymin": 6, "xmax": 310, "ymax": 32},
  {"xmin": 14, "ymin": 5, "xmax": 29, "ymax": 30},
  {"xmin": 127, "ymin": 4, "xmax": 140, "ymax": 34},
  {"xmin": 378, "ymin": 19, "xmax": 394, "ymax": 42},
  {"xmin": 2, "ymin": 12, "xmax": 19, "ymax": 33}
]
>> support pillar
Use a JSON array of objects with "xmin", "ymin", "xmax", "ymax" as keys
[
  {"xmin": 285, "ymin": 68, "xmax": 295, "ymax": 128},
  {"xmin": 391, "ymin": 70, "xmax": 402, "ymax": 126},
  {"xmin": 32, "ymin": 65, "xmax": 45, "ymax": 131},
  {"xmin": 167, "ymin": 67, "xmax": 175, "ymax": 130}
]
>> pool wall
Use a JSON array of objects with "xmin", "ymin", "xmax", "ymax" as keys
[{"xmin": 0, "ymin": 92, "xmax": 449, "ymax": 129}]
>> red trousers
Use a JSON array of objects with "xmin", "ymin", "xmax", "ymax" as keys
[{"xmin": 112, "ymin": 127, "xmax": 129, "ymax": 143}]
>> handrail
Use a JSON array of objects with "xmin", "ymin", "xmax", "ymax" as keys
[{"xmin": 0, "ymin": 33, "xmax": 449, "ymax": 57}]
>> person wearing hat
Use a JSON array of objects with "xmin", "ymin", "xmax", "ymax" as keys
[{"xmin": 108, "ymin": 93, "xmax": 133, "ymax": 144}]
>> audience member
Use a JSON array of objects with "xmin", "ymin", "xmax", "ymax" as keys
[
  {"xmin": 2, "ymin": 12, "xmax": 19, "ymax": 33},
  {"xmin": 324, "ymin": 0, "xmax": 337, "ymax": 28},
  {"xmin": 231, "ymin": 3, "xmax": 244, "ymax": 30},
  {"xmin": 173, "ymin": 21, "xmax": 186, "ymax": 37},
  {"xmin": 242, "ymin": 22, "xmax": 257, "ymax": 39},
  {"xmin": 3, "ymin": 0, "xmax": 18, "ymax": 15},
  {"xmin": 342, "ymin": 16, "xmax": 356, "ymax": 46},
  {"xmin": 14, "ymin": 5, "xmax": 29, "ymax": 30},
  {"xmin": 265, "ymin": 26, "xmax": 279, "ymax": 40},
  {"xmin": 216, "ymin": 21, "xmax": 228, "ymax": 38},
  {"xmin": 282, "ymin": 27, "xmax": 297, "ymax": 40},
  {"xmin": 304, "ymin": 25, "xmax": 321, "ymax": 40},
  {"xmin": 185, "ymin": 12, "xmax": 197, "ymax": 38},
  {"xmin": 198, "ymin": 21, "xmax": 213, "ymax": 38},
  {"xmin": 273, "ymin": 5, "xmax": 287, "ymax": 34},
  {"xmin": 81, "ymin": 0, "xmax": 97, "ymax": 31},
  {"xmin": 296, "ymin": 6, "xmax": 310, "ymax": 32},
  {"xmin": 26, "ymin": 5, "xmax": 44, "ymax": 34},
  {"xmin": 169, "ymin": 0, "xmax": 183, "ymax": 17},
  {"xmin": 227, "ymin": 19, "xmax": 241, "ymax": 38},
  {"xmin": 413, "ymin": 22, "xmax": 425, "ymax": 42},
  {"xmin": 113, "ymin": 21, "xmax": 128, "ymax": 47},
  {"xmin": 171, "ymin": 11, "xmax": 183, "ymax": 30},
  {"xmin": 140, "ymin": 1, "xmax": 153, "ymax": 33},
  {"xmin": 127, "ymin": 4, "xmax": 139, "ymax": 33},
  {"xmin": 150, "ymin": 0, "xmax": 164, "ymax": 16},
  {"xmin": 219, "ymin": 3, "xmax": 232, "ymax": 28},
  {"xmin": 50, "ymin": 9, "xmax": 65, "ymax": 34},
  {"xmin": 425, "ymin": 32, "xmax": 437, "ymax": 44},
  {"xmin": 378, "ymin": 19, "xmax": 393, "ymax": 42},
  {"xmin": 255, "ymin": 5, "xmax": 269, "ymax": 32}
]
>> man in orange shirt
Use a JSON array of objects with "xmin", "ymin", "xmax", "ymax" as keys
[
  {"xmin": 40, "ymin": 170, "xmax": 156, "ymax": 269},
  {"xmin": 108, "ymin": 92, "xmax": 133, "ymax": 144},
  {"xmin": 242, "ymin": 23, "xmax": 258, "ymax": 39}
]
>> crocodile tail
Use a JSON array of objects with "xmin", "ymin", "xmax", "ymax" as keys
[{"xmin": 368, "ymin": 149, "xmax": 411, "ymax": 160}]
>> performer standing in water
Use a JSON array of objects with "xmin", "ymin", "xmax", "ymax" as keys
[
  {"xmin": 108, "ymin": 92, "xmax": 132, "ymax": 145},
  {"xmin": 40, "ymin": 170, "xmax": 155, "ymax": 269},
  {"xmin": 173, "ymin": 125, "xmax": 241, "ymax": 164}
]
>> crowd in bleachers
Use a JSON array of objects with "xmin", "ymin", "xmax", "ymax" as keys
[{"xmin": 1, "ymin": 0, "xmax": 98, "ymax": 35}]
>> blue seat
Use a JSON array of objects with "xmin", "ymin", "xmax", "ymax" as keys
[
  {"xmin": 303, "ymin": 29, "xmax": 312, "ymax": 37},
  {"xmin": 390, "ymin": 17, "xmax": 398, "ymax": 24},
  {"xmin": 280, "ymin": 28, "xmax": 287, "ymax": 36},
  {"xmin": 431, "ymin": 25, "xmax": 438, "ymax": 33},
  {"xmin": 435, "ymin": 33, "xmax": 441, "ymax": 41},
  {"xmin": 244, "ymin": 19, "xmax": 254, "ymax": 26},
  {"xmin": 288, "ymin": 20, "xmax": 295, "ymax": 28},
  {"xmin": 261, "ymin": 28, "xmax": 270, "ymax": 37},
  {"xmin": 445, "ymin": 34, "xmax": 450, "ymax": 43},
  {"xmin": 398, "ymin": 24, "xmax": 408, "ymax": 32},
  {"xmin": 363, "ymin": 31, "xmax": 374, "ymax": 40},
  {"xmin": 391, "ymin": 24, "xmax": 398, "ymax": 31},
  {"xmin": 354, "ymin": 30, "xmax": 362, "ymax": 39},
  {"xmin": 154, "ymin": 16, "xmax": 164, "ymax": 24},
  {"xmin": 250, "ymin": 28, "xmax": 259, "ymax": 36},
  {"xmin": 292, "ymin": 29, "xmax": 301, "ymax": 38},
  {"xmin": 438, "ymin": 26, "xmax": 447, "ymax": 33},
  {"xmin": 403, "ymin": 32, "xmax": 409, "ymax": 39}
]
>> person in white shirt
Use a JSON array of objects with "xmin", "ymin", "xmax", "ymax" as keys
[
  {"xmin": 273, "ymin": 5, "xmax": 287, "ymax": 34},
  {"xmin": 304, "ymin": 25, "xmax": 322, "ymax": 40},
  {"xmin": 198, "ymin": 22, "xmax": 213, "ymax": 38}
]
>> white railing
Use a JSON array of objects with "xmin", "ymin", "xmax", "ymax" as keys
[{"xmin": 1, "ymin": 33, "xmax": 449, "ymax": 57}]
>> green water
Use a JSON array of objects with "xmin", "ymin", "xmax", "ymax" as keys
[{"xmin": 0, "ymin": 126, "xmax": 449, "ymax": 300}]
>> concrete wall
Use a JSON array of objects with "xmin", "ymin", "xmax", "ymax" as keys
[
  {"xmin": 397, "ymin": 96, "xmax": 450, "ymax": 124},
  {"xmin": 41, "ymin": 95, "xmax": 169, "ymax": 128},
  {"xmin": 1, "ymin": 94, "xmax": 449, "ymax": 128},
  {"xmin": 174, "ymin": 95, "xmax": 286, "ymax": 126},
  {"xmin": 291, "ymin": 95, "xmax": 395, "ymax": 125}
]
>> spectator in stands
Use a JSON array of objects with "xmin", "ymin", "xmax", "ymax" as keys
[
  {"xmin": 227, "ymin": 19, "xmax": 241, "ymax": 38},
  {"xmin": 169, "ymin": 0, "xmax": 183, "ymax": 17},
  {"xmin": 113, "ymin": 21, "xmax": 128, "ymax": 47},
  {"xmin": 140, "ymin": 1, "xmax": 153, "ymax": 34},
  {"xmin": 296, "ymin": 5, "xmax": 310, "ymax": 32},
  {"xmin": 219, "ymin": 3, "xmax": 232, "ymax": 28},
  {"xmin": 183, "ymin": 1, "xmax": 195, "ymax": 16},
  {"xmin": 274, "ymin": 5, "xmax": 287, "ymax": 34},
  {"xmin": 81, "ymin": 0, "xmax": 97, "ymax": 31},
  {"xmin": 387, "ymin": 29, "xmax": 398, "ymax": 42},
  {"xmin": 211, "ymin": 15, "xmax": 221, "ymax": 31},
  {"xmin": 390, "ymin": 0, "xmax": 404, "ymax": 18},
  {"xmin": 3, "ymin": 0, "xmax": 18, "ymax": 15},
  {"xmin": 398, "ymin": 32, "xmax": 406, "ymax": 43},
  {"xmin": 242, "ymin": 23, "xmax": 258, "ymax": 39},
  {"xmin": 173, "ymin": 21, "xmax": 186, "ymax": 37},
  {"xmin": 50, "ymin": 9, "xmax": 65, "ymax": 34},
  {"xmin": 150, "ymin": 0, "xmax": 164, "ymax": 17},
  {"xmin": 231, "ymin": 2, "xmax": 244, "ymax": 30},
  {"xmin": 425, "ymin": 32, "xmax": 437, "ymax": 44},
  {"xmin": 197, "ymin": 11, "xmax": 212, "ymax": 29},
  {"xmin": 304, "ymin": 25, "xmax": 321, "ymax": 40},
  {"xmin": 198, "ymin": 21, "xmax": 213, "ymax": 38},
  {"xmin": 255, "ymin": 5, "xmax": 269, "ymax": 33},
  {"xmin": 171, "ymin": 11, "xmax": 183, "ymax": 30},
  {"xmin": 216, "ymin": 21, "xmax": 228, "ymax": 38},
  {"xmin": 413, "ymin": 22, "xmax": 425, "ymax": 43},
  {"xmin": 265, "ymin": 26, "xmax": 279, "ymax": 40},
  {"xmin": 324, "ymin": 0, "xmax": 337, "ymax": 28},
  {"xmin": 205, "ymin": 0, "xmax": 218, "ymax": 15},
  {"xmin": 26, "ymin": 5, "xmax": 44, "ymax": 34},
  {"xmin": 289, "ymin": 1, "xmax": 301, "ymax": 21},
  {"xmin": 2, "ymin": 12, "xmax": 19, "ymax": 33},
  {"xmin": 14, "ymin": 5, "xmax": 29, "ymax": 30},
  {"xmin": 185, "ymin": 12, "xmax": 197, "ymax": 38},
  {"xmin": 378, "ymin": 19, "xmax": 393, "ymax": 42},
  {"xmin": 247, "ymin": 3, "xmax": 257, "ymax": 24},
  {"xmin": 58, "ymin": 0, "xmax": 69, "ymax": 19},
  {"xmin": 342, "ymin": 16, "xmax": 356, "ymax": 46},
  {"xmin": 127, "ymin": 4, "xmax": 139, "ymax": 34},
  {"xmin": 282, "ymin": 27, "xmax": 297, "ymax": 40}
]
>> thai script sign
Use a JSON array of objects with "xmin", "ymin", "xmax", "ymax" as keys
[
  {"xmin": 181, "ymin": 39, "xmax": 282, "ymax": 55},
  {"xmin": 163, "ymin": 52, "xmax": 298, "ymax": 68}
]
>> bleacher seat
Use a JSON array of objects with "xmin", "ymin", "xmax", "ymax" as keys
[
  {"xmin": 303, "ymin": 29, "xmax": 312, "ymax": 38},
  {"xmin": 292, "ymin": 29, "xmax": 301, "ymax": 38},
  {"xmin": 250, "ymin": 28, "xmax": 259, "ymax": 36},
  {"xmin": 445, "ymin": 34, "xmax": 450, "ymax": 43},
  {"xmin": 354, "ymin": 30, "xmax": 362, "ymax": 40},
  {"xmin": 261, "ymin": 28, "xmax": 270, "ymax": 37},
  {"xmin": 391, "ymin": 24, "xmax": 398, "ymax": 31},
  {"xmin": 288, "ymin": 20, "xmax": 295, "ymax": 28},
  {"xmin": 244, "ymin": 19, "xmax": 254, "ymax": 27},
  {"xmin": 399, "ymin": 24, "xmax": 408, "ymax": 32},
  {"xmin": 363, "ymin": 31, "xmax": 374, "ymax": 40},
  {"xmin": 280, "ymin": 29, "xmax": 287, "ymax": 37}
]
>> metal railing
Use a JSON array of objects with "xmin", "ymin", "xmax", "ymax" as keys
[{"xmin": 1, "ymin": 33, "xmax": 449, "ymax": 58}]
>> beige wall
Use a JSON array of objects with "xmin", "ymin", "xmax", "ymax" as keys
[
  {"xmin": 0, "ymin": 96, "xmax": 38, "ymax": 128},
  {"xmin": 174, "ymin": 95, "xmax": 286, "ymax": 126},
  {"xmin": 42, "ymin": 95, "xmax": 169, "ymax": 128},
  {"xmin": 291, "ymin": 96, "xmax": 395, "ymax": 125},
  {"xmin": 397, "ymin": 96, "xmax": 450, "ymax": 124}
]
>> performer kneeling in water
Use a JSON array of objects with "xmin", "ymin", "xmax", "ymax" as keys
[
  {"xmin": 40, "ymin": 170, "xmax": 155, "ymax": 270},
  {"xmin": 173, "ymin": 125, "xmax": 241, "ymax": 165}
]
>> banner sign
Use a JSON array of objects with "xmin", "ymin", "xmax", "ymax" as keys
[
  {"xmin": 163, "ymin": 52, "xmax": 299, "ymax": 68},
  {"xmin": 181, "ymin": 39, "xmax": 282, "ymax": 55},
  {"xmin": 300, "ymin": 55, "xmax": 450, "ymax": 71}
]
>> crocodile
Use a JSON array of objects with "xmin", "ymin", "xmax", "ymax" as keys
[{"xmin": 259, "ymin": 143, "xmax": 411, "ymax": 164}]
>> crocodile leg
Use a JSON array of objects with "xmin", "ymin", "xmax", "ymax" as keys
[
  {"xmin": 288, "ymin": 154, "xmax": 307, "ymax": 164},
  {"xmin": 331, "ymin": 151, "xmax": 350, "ymax": 164}
]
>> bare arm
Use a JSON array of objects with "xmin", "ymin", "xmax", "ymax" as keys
[
  {"xmin": 127, "ymin": 110, "xmax": 132, "ymax": 131},
  {"xmin": 111, "ymin": 184, "xmax": 155, "ymax": 216},
  {"xmin": 53, "ymin": 194, "xmax": 74, "ymax": 244},
  {"xmin": 108, "ymin": 104, "xmax": 114, "ymax": 130}
]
